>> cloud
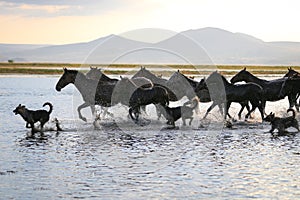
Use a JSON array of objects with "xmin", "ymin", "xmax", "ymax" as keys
[{"xmin": 0, "ymin": 0, "xmax": 132, "ymax": 17}]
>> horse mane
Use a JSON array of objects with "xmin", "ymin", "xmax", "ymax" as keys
[{"xmin": 176, "ymin": 70, "xmax": 198, "ymax": 86}]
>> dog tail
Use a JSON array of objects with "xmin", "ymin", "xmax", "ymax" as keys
[
  {"xmin": 43, "ymin": 102, "xmax": 53, "ymax": 114},
  {"xmin": 287, "ymin": 108, "xmax": 296, "ymax": 118}
]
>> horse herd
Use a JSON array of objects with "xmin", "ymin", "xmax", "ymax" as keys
[{"xmin": 55, "ymin": 66, "xmax": 300, "ymax": 127}]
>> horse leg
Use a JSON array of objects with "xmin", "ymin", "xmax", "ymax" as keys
[
  {"xmin": 225, "ymin": 102, "xmax": 233, "ymax": 120},
  {"xmin": 237, "ymin": 104, "xmax": 245, "ymax": 120},
  {"xmin": 77, "ymin": 102, "xmax": 90, "ymax": 122},
  {"xmin": 90, "ymin": 104, "xmax": 96, "ymax": 119},
  {"xmin": 245, "ymin": 100, "xmax": 263, "ymax": 121},
  {"xmin": 182, "ymin": 117, "xmax": 186, "ymax": 126},
  {"xmin": 218, "ymin": 103, "xmax": 224, "ymax": 116},
  {"xmin": 155, "ymin": 104, "xmax": 162, "ymax": 120},
  {"xmin": 288, "ymin": 94, "xmax": 299, "ymax": 112},
  {"xmin": 134, "ymin": 107, "xmax": 140, "ymax": 121},
  {"xmin": 258, "ymin": 103, "xmax": 264, "ymax": 121},
  {"xmin": 202, "ymin": 102, "xmax": 217, "ymax": 119},
  {"xmin": 261, "ymin": 100, "xmax": 267, "ymax": 115},
  {"xmin": 189, "ymin": 117, "xmax": 193, "ymax": 126}
]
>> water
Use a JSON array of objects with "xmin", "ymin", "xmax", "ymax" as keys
[{"xmin": 0, "ymin": 76, "xmax": 300, "ymax": 199}]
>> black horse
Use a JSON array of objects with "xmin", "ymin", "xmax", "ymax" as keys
[
  {"xmin": 195, "ymin": 77, "xmax": 251, "ymax": 119},
  {"xmin": 279, "ymin": 76, "xmax": 300, "ymax": 101},
  {"xmin": 115, "ymin": 78, "xmax": 169, "ymax": 122},
  {"xmin": 56, "ymin": 68, "xmax": 116, "ymax": 121},
  {"xmin": 230, "ymin": 68, "xmax": 298, "ymax": 112},
  {"xmin": 282, "ymin": 67, "xmax": 300, "ymax": 108},
  {"xmin": 203, "ymin": 71, "xmax": 264, "ymax": 120}
]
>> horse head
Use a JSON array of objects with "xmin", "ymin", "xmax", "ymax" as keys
[
  {"xmin": 230, "ymin": 68, "xmax": 249, "ymax": 83},
  {"xmin": 283, "ymin": 67, "xmax": 300, "ymax": 78},
  {"xmin": 55, "ymin": 68, "xmax": 77, "ymax": 91}
]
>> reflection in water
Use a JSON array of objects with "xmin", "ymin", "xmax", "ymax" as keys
[{"xmin": 0, "ymin": 77, "xmax": 299, "ymax": 199}]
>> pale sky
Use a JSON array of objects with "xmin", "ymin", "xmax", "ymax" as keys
[{"xmin": 1, "ymin": 0, "xmax": 300, "ymax": 44}]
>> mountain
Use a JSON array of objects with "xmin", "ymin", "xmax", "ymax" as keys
[{"xmin": 1, "ymin": 27, "xmax": 300, "ymax": 65}]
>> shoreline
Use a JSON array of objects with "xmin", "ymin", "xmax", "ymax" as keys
[{"xmin": 0, "ymin": 63, "xmax": 299, "ymax": 76}]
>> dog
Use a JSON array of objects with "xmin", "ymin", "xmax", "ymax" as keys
[
  {"xmin": 13, "ymin": 102, "xmax": 53, "ymax": 134},
  {"xmin": 156, "ymin": 97, "xmax": 199, "ymax": 127},
  {"xmin": 263, "ymin": 108, "xmax": 299, "ymax": 136}
]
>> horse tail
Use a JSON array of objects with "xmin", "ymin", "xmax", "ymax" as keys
[
  {"xmin": 287, "ymin": 108, "xmax": 296, "ymax": 118},
  {"xmin": 43, "ymin": 102, "xmax": 53, "ymax": 114}
]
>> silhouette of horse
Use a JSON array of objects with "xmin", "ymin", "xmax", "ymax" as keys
[
  {"xmin": 195, "ymin": 78, "xmax": 251, "ymax": 119},
  {"xmin": 56, "ymin": 68, "xmax": 116, "ymax": 122},
  {"xmin": 230, "ymin": 68, "xmax": 298, "ymax": 112},
  {"xmin": 86, "ymin": 67, "xmax": 156, "ymax": 115},
  {"xmin": 204, "ymin": 71, "xmax": 264, "ymax": 120},
  {"xmin": 115, "ymin": 77, "xmax": 169, "ymax": 122},
  {"xmin": 282, "ymin": 67, "xmax": 300, "ymax": 108}
]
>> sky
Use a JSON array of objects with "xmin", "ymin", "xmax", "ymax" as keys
[{"xmin": 1, "ymin": 0, "xmax": 300, "ymax": 44}]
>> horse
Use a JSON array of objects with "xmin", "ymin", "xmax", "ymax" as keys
[
  {"xmin": 279, "ymin": 76, "xmax": 300, "ymax": 101},
  {"xmin": 115, "ymin": 77, "xmax": 169, "ymax": 122},
  {"xmin": 203, "ymin": 71, "xmax": 264, "ymax": 121},
  {"xmin": 282, "ymin": 67, "xmax": 300, "ymax": 107},
  {"xmin": 86, "ymin": 67, "xmax": 156, "ymax": 116},
  {"xmin": 230, "ymin": 67, "xmax": 299, "ymax": 112},
  {"xmin": 56, "ymin": 68, "xmax": 116, "ymax": 122},
  {"xmin": 195, "ymin": 78, "xmax": 251, "ymax": 120}
]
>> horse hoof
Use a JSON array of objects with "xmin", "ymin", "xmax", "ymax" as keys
[{"xmin": 81, "ymin": 117, "xmax": 87, "ymax": 122}]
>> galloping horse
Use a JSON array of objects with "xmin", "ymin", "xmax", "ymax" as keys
[
  {"xmin": 203, "ymin": 71, "xmax": 264, "ymax": 120},
  {"xmin": 279, "ymin": 76, "xmax": 300, "ymax": 101},
  {"xmin": 56, "ymin": 68, "xmax": 115, "ymax": 122},
  {"xmin": 195, "ymin": 78, "xmax": 251, "ymax": 119},
  {"xmin": 115, "ymin": 77, "xmax": 169, "ymax": 122},
  {"xmin": 230, "ymin": 68, "xmax": 298, "ymax": 112},
  {"xmin": 282, "ymin": 67, "xmax": 300, "ymax": 107}
]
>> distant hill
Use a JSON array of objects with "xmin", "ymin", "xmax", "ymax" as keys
[{"xmin": 1, "ymin": 27, "xmax": 300, "ymax": 65}]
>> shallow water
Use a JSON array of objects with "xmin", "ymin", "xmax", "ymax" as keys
[{"xmin": 0, "ymin": 76, "xmax": 299, "ymax": 199}]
